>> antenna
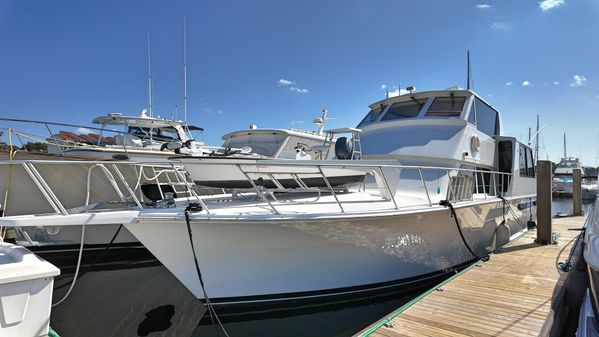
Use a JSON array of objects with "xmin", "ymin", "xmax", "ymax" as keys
[
  {"xmin": 147, "ymin": 33, "xmax": 153, "ymax": 117},
  {"xmin": 466, "ymin": 50, "xmax": 472, "ymax": 90},
  {"xmin": 183, "ymin": 14, "xmax": 188, "ymax": 123}
]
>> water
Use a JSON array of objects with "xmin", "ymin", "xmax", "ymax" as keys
[
  {"xmin": 192, "ymin": 292, "xmax": 421, "ymax": 337},
  {"xmin": 552, "ymin": 197, "xmax": 594, "ymax": 216}
]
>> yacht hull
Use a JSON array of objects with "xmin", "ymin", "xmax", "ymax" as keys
[{"xmin": 127, "ymin": 197, "xmax": 535, "ymax": 309}]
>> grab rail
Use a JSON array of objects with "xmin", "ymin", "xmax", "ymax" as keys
[{"xmin": 0, "ymin": 159, "xmax": 519, "ymax": 217}]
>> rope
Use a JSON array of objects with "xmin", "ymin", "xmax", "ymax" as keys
[
  {"xmin": 52, "ymin": 166, "xmax": 97, "ymax": 306},
  {"xmin": 184, "ymin": 203, "xmax": 230, "ymax": 337},
  {"xmin": 497, "ymin": 196, "xmax": 527, "ymax": 229},
  {"xmin": 439, "ymin": 199, "xmax": 488, "ymax": 261}
]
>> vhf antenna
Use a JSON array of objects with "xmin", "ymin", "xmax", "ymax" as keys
[
  {"xmin": 466, "ymin": 50, "xmax": 472, "ymax": 90},
  {"xmin": 147, "ymin": 33, "xmax": 153, "ymax": 117},
  {"xmin": 183, "ymin": 14, "xmax": 188, "ymax": 124}
]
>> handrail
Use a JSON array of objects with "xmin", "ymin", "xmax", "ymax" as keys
[{"xmin": 0, "ymin": 159, "xmax": 519, "ymax": 217}]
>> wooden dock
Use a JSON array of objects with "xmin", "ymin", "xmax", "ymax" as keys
[{"xmin": 357, "ymin": 216, "xmax": 586, "ymax": 337}]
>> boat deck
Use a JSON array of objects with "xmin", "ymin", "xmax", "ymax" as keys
[{"xmin": 357, "ymin": 216, "xmax": 585, "ymax": 337}]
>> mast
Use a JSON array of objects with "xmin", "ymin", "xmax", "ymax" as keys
[
  {"xmin": 564, "ymin": 132, "xmax": 567, "ymax": 159},
  {"xmin": 147, "ymin": 33, "xmax": 153, "ymax": 117},
  {"xmin": 534, "ymin": 115, "xmax": 539, "ymax": 163},
  {"xmin": 183, "ymin": 14, "xmax": 188, "ymax": 123}
]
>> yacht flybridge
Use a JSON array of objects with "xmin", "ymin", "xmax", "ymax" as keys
[
  {"xmin": 1, "ymin": 88, "xmax": 537, "ymax": 324},
  {"xmin": 48, "ymin": 109, "xmax": 210, "ymax": 161}
]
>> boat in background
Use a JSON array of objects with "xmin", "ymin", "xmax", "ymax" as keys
[
  {"xmin": 187, "ymin": 108, "xmax": 366, "ymax": 189},
  {"xmin": 553, "ymin": 133, "xmax": 597, "ymax": 200}
]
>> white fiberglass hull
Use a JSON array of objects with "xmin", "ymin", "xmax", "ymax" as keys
[{"xmin": 126, "ymin": 196, "xmax": 534, "ymax": 307}]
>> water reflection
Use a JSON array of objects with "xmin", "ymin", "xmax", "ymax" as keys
[
  {"xmin": 192, "ymin": 292, "xmax": 419, "ymax": 337},
  {"xmin": 552, "ymin": 197, "xmax": 594, "ymax": 216}
]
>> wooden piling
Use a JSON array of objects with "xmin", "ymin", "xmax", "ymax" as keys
[
  {"xmin": 537, "ymin": 160, "xmax": 553, "ymax": 244},
  {"xmin": 573, "ymin": 168, "xmax": 582, "ymax": 216}
]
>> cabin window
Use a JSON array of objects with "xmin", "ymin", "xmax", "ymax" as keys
[
  {"xmin": 467, "ymin": 102, "xmax": 476, "ymax": 125},
  {"xmin": 357, "ymin": 104, "xmax": 386, "ymax": 127},
  {"xmin": 425, "ymin": 97, "xmax": 466, "ymax": 117},
  {"xmin": 519, "ymin": 144, "xmax": 535, "ymax": 177},
  {"xmin": 381, "ymin": 99, "xmax": 426, "ymax": 121},
  {"xmin": 474, "ymin": 98, "xmax": 499, "ymax": 136},
  {"xmin": 526, "ymin": 148, "xmax": 535, "ymax": 177}
]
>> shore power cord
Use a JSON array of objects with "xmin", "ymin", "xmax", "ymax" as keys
[
  {"xmin": 184, "ymin": 203, "xmax": 230, "ymax": 337},
  {"xmin": 439, "ymin": 199, "xmax": 490, "ymax": 262}
]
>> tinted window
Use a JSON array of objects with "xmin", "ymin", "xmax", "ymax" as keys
[
  {"xmin": 357, "ymin": 105, "xmax": 386, "ymax": 127},
  {"xmin": 468, "ymin": 101, "xmax": 476, "ymax": 124},
  {"xmin": 519, "ymin": 144, "xmax": 535, "ymax": 177},
  {"xmin": 526, "ymin": 148, "xmax": 535, "ymax": 177},
  {"xmin": 381, "ymin": 99, "xmax": 426, "ymax": 121},
  {"xmin": 474, "ymin": 98, "xmax": 499, "ymax": 136},
  {"xmin": 426, "ymin": 97, "xmax": 466, "ymax": 117},
  {"xmin": 519, "ymin": 144, "xmax": 527, "ymax": 176}
]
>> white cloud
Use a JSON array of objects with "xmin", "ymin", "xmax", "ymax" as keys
[
  {"xmin": 539, "ymin": 0, "xmax": 565, "ymax": 12},
  {"xmin": 570, "ymin": 75, "xmax": 587, "ymax": 87},
  {"xmin": 553, "ymin": 81, "xmax": 560, "ymax": 85},
  {"xmin": 380, "ymin": 84, "xmax": 387, "ymax": 90},
  {"xmin": 76, "ymin": 127, "xmax": 92, "ymax": 134},
  {"xmin": 202, "ymin": 107, "xmax": 224, "ymax": 114},
  {"xmin": 505, "ymin": 81, "xmax": 513, "ymax": 86},
  {"xmin": 290, "ymin": 87, "xmax": 309, "ymax": 93},
  {"xmin": 291, "ymin": 120, "xmax": 305, "ymax": 125},
  {"xmin": 522, "ymin": 80, "xmax": 532, "ymax": 86},
  {"xmin": 387, "ymin": 88, "xmax": 411, "ymax": 97},
  {"xmin": 476, "ymin": 4, "xmax": 493, "ymax": 9},
  {"xmin": 491, "ymin": 22, "xmax": 508, "ymax": 30},
  {"xmin": 278, "ymin": 78, "xmax": 295, "ymax": 86}
]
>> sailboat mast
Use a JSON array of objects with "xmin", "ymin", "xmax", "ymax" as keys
[
  {"xmin": 564, "ymin": 132, "xmax": 567, "ymax": 159},
  {"xmin": 183, "ymin": 14, "xmax": 188, "ymax": 123},
  {"xmin": 147, "ymin": 33, "xmax": 153, "ymax": 117},
  {"xmin": 535, "ymin": 115, "xmax": 539, "ymax": 163}
]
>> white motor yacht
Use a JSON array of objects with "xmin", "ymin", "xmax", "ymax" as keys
[
  {"xmin": 553, "ymin": 134, "xmax": 597, "ymax": 200},
  {"xmin": 1, "ymin": 88, "xmax": 538, "ymax": 320}
]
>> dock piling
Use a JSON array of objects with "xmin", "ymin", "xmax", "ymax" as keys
[
  {"xmin": 573, "ymin": 168, "xmax": 582, "ymax": 216},
  {"xmin": 537, "ymin": 160, "xmax": 553, "ymax": 244}
]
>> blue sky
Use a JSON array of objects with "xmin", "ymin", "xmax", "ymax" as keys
[{"xmin": 1, "ymin": 0, "xmax": 598, "ymax": 164}]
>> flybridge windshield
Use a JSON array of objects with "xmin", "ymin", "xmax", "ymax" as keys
[
  {"xmin": 425, "ymin": 97, "xmax": 466, "ymax": 117},
  {"xmin": 127, "ymin": 127, "xmax": 180, "ymax": 142},
  {"xmin": 222, "ymin": 133, "xmax": 287, "ymax": 157},
  {"xmin": 557, "ymin": 161, "xmax": 581, "ymax": 169},
  {"xmin": 357, "ymin": 105, "xmax": 386, "ymax": 127}
]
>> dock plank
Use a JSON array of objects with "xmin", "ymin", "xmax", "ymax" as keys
[{"xmin": 359, "ymin": 216, "xmax": 585, "ymax": 337}]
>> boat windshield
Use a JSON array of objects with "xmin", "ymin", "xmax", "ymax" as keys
[
  {"xmin": 127, "ymin": 127, "xmax": 180, "ymax": 142},
  {"xmin": 357, "ymin": 104, "xmax": 386, "ymax": 127},
  {"xmin": 557, "ymin": 161, "xmax": 581, "ymax": 169},
  {"xmin": 425, "ymin": 96, "xmax": 466, "ymax": 117},
  {"xmin": 221, "ymin": 133, "xmax": 288, "ymax": 157}
]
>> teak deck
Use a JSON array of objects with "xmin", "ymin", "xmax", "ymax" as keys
[{"xmin": 359, "ymin": 216, "xmax": 585, "ymax": 337}]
